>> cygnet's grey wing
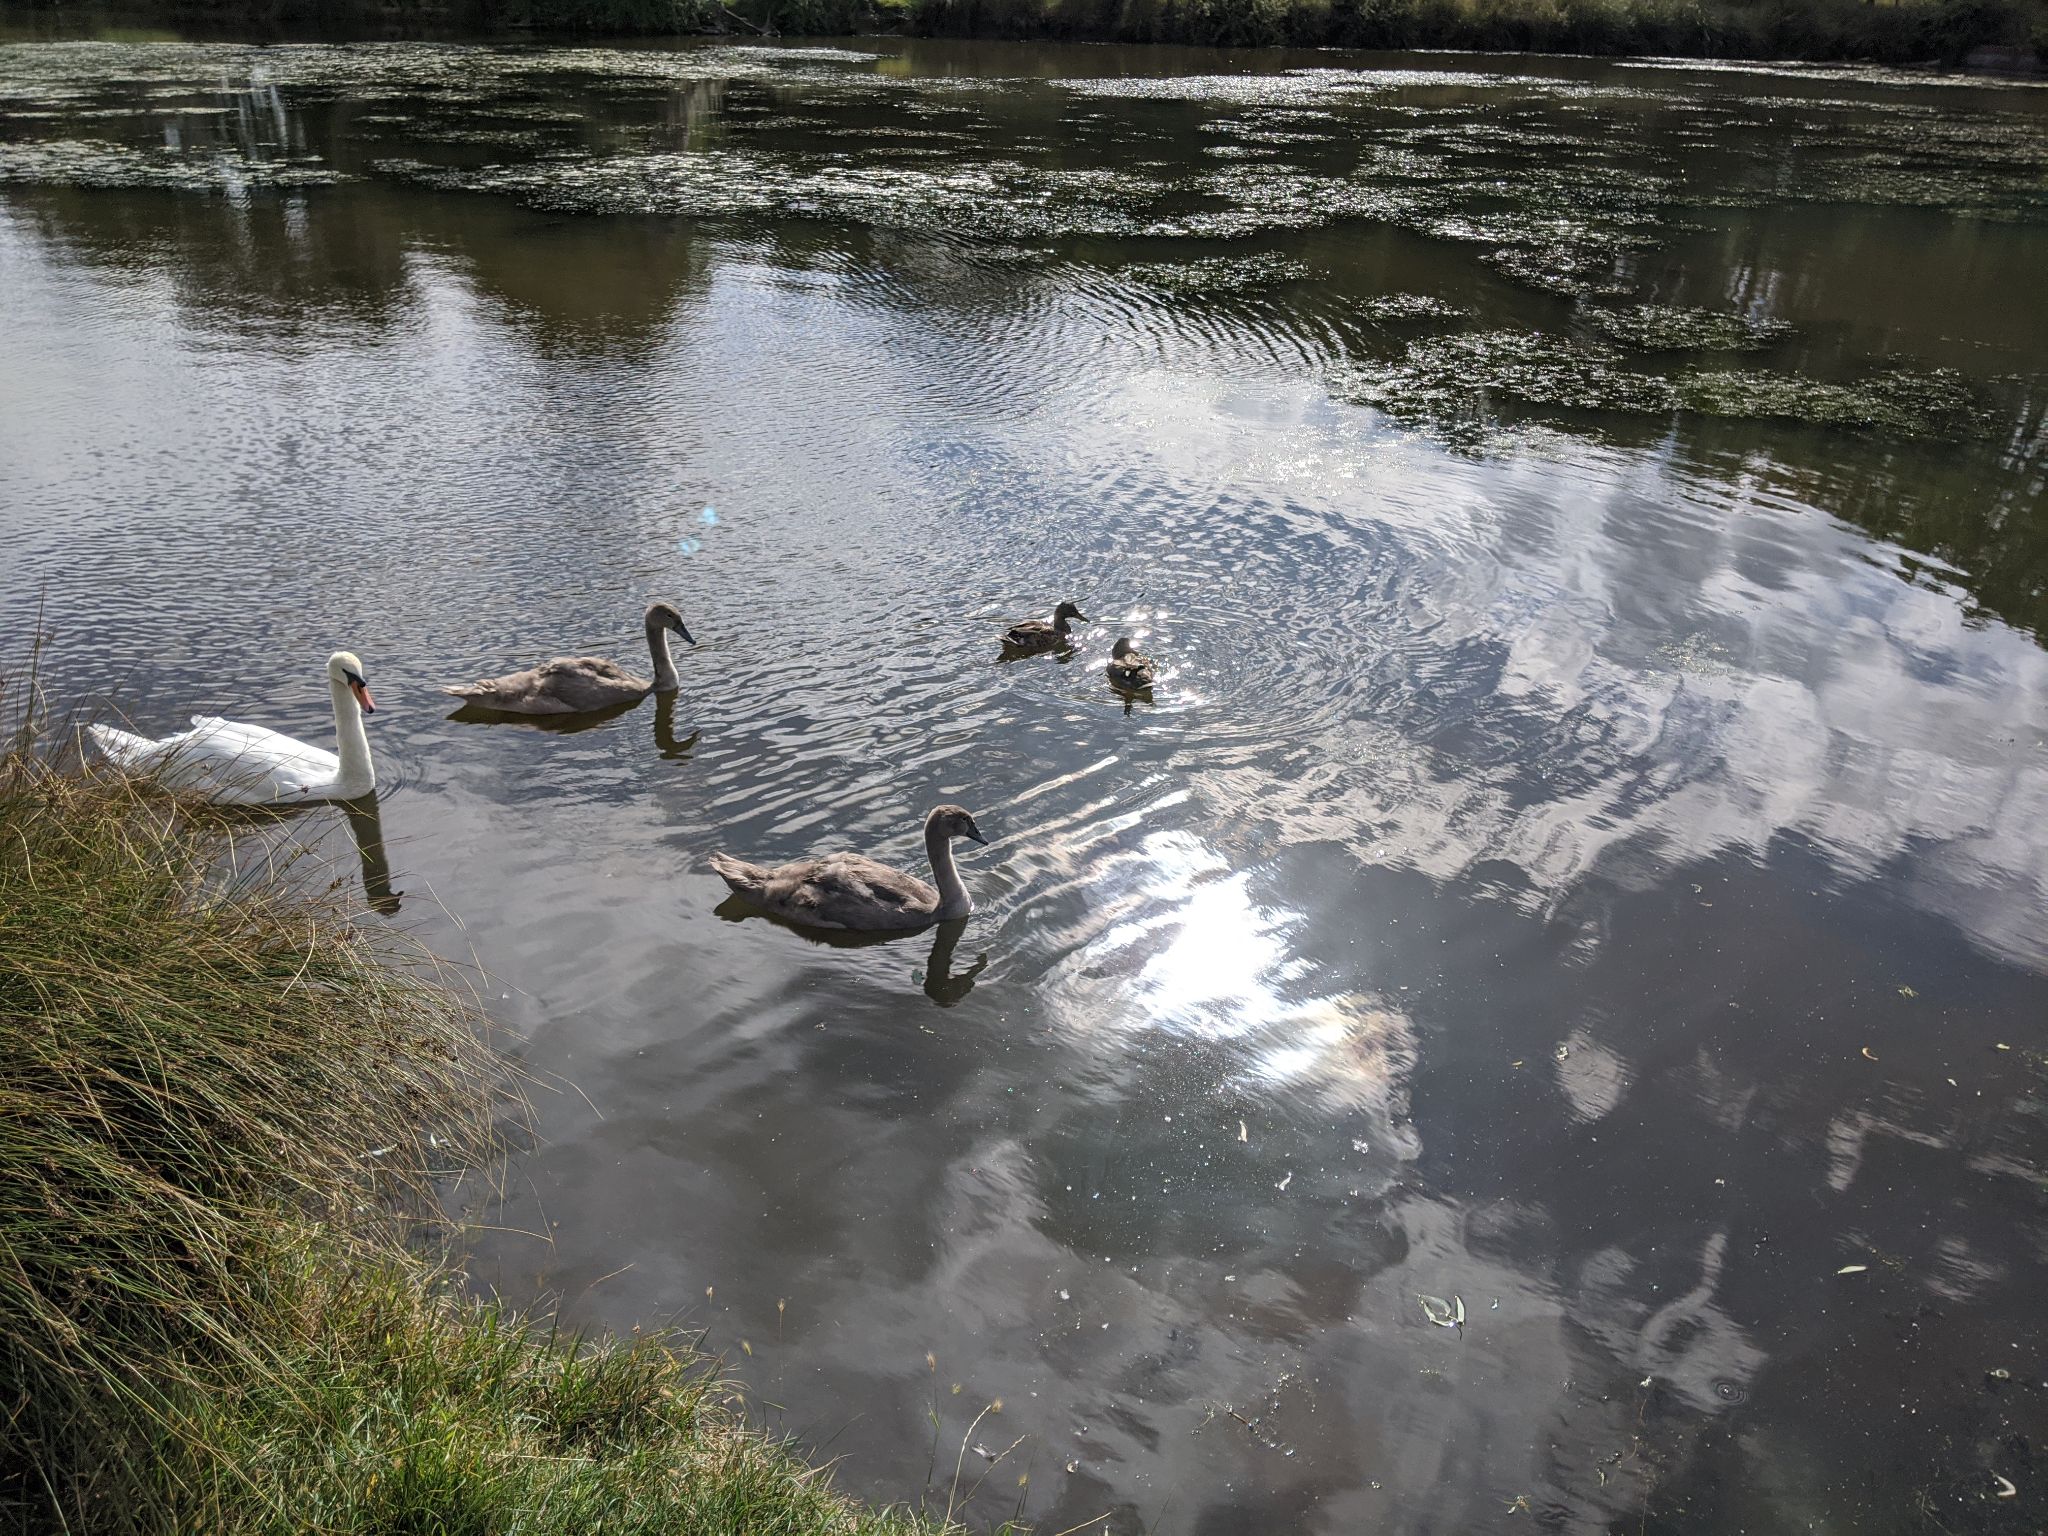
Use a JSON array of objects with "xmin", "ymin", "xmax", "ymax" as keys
[
  {"xmin": 764, "ymin": 852, "xmax": 939, "ymax": 930},
  {"xmin": 445, "ymin": 656, "xmax": 644, "ymax": 714},
  {"xmin": 531, "ymin": 656, "xmax": 649, "ymax": 712}
]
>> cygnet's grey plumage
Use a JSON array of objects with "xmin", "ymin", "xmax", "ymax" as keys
[
  {"xmin": 443, "ymin": 602, "xmax": 694, "ymax": 715},
  {"xmin": 1003, "ymin": 601, "xmax": 1086, "ymax": 653},
  {"xmin": 710, "ymin": 805, "xmax": 987, "ymax": 932},
  {"xmin": 1106, "ymin": 636, "xmax": 1157, "ymax": 689}
]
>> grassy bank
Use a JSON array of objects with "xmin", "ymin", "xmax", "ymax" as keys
[{"xmin": 0, "ymin": 693, "xmax": 993, "ymax": 1534}]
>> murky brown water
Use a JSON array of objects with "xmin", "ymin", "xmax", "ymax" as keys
[{"xmin": 5, "ymin": 31, "xmax": 2048, "ymax": 1533}]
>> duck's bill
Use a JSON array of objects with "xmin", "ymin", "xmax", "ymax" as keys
[{"xmin": 351, "ymin": 679, "xmax": 377, "ymax": 714}]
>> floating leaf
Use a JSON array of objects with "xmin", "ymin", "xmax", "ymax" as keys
[
  {"xmin": 1862, "ymin": 1047, "xmax": 1879, "ymax": 1061},
  {"xmin": 1836, "ymin": 1264, "xmax": 1868, "ymax": 1275},
  {"xmin": 1418, "ymin": 1294, "xmax": 1459, "ymax": 1328}
]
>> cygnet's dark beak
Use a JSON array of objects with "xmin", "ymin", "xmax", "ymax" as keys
[
  {"xmin": 675, "ymin": 622, "xmax": 696, "ymax": 645},
  {"xmin": 965, "ymin": 824, "xmax": 988, "ymax": 845}
]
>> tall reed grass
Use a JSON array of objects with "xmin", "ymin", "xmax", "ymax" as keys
[{"xmin": 0, "ymin": 665, "xmax": 998, "ymax": 1534}]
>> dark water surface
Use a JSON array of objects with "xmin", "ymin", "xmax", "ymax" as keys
[{"xmin": 5, "ymin": 32, "xmax": 2048, "ymax": 1533}]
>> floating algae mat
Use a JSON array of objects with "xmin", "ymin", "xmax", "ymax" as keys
[
  {"xmin": 1675, "ymin": 366, "xmax": 1993, "ymax": 437},
  {"xmin": 1338, "ymin": 331, "xmax": 1998, "ymax": 444},
  {"xmin": 1121, "ymin": 254, "xmax": 1311, "ymax": 297},
  {"xmin": 1337, "ymin": 331, "xmax": 1678, "ymax": 425},
  {"xmin": 1359, "ymin": 293, "xmax": 1467, "ymax": 321},
  {"xmin": 1585, "ymin": 305, "xmax": 1791, "ymax": 352},
  {"xmin": 0, "ymin": 138, "xmax": 343, "ymax": 189}
]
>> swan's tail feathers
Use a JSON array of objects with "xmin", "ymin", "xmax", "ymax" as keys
[
  {"xmin": 87, "ymin": 723, "xmax": 155, "ymax": 766},
  {"xmin": 709, "ymin": 852, "xmax": 771, "ymax": 901}
]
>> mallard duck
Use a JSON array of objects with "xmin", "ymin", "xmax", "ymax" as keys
[
  {"xmin": 1002, "ymin": 601, "xmax": 1086, "ymax": 653},
  {"xmin": 1106, "ymin": 636, "xmax": 1156, "ymax": 690},
  {"xmin": 710, "ymin": 805, "xmax": 987, "ymax": 932},
  {"xmin": 89, "ymin": 651, "xmax": 377, "ymax": 804},
  {"xmin": 442, "ymin": 602, "xmax": 693, "ymax": 715}
]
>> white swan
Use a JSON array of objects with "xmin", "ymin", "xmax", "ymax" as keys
[{"xmin": 88, "ymin": 651, "xmax": 378, "ymax": 805}]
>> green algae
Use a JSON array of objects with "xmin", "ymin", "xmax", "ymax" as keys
[
  {"xmin": 1337, "ymin": 330, "xmax": 1996, "ymax": 446},
  {"xmin": 1360, "ymin": 292, "xmax": 1466, "ymax": 320},
  {"xmin": 1123, "ymin": 253, "xmax": 1312, "ymax": 296},
  {"xmin": 1337, "ymin": 329, "xmax": 1676, "ymax": 425},
  {"xmin": 0, "ymin": 137, "xmax": 342, "ymax": 188},
  {"xmin": 1675, "ymin": 366, "xmax": 1992, "ymax": 438},
  {"xmin": 1587, "ymin": 304, "xmax": 1791, "ymax": 352}
]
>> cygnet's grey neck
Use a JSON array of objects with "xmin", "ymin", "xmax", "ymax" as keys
[
  {"xmin": 645, "ymin": 617, "xmax": 681, "ymax": 693},
  {"xmin": 926, "ymin": 823, "xmax": 972, "ymax": 920}
]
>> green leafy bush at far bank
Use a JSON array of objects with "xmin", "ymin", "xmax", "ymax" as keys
[
  {"xmin": 904, "ymin": 0, "xmax": 2046, "ymax": 65},
  {"xmin": 0, "ymin": 677, "xmax": 1003, "ymax": 1535},
  {"xmin": 5, "ymin": 0, "xmax": 2042, "ymax": 60}
]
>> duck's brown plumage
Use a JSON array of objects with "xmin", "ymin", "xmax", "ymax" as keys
[
  {"xmin": 1106, "ymin": 637, "xmax": 1156, "ymax": 690},
  {"xmin": 1003, "ymin": 601, "xmax": 1085, "ymax": 653}
]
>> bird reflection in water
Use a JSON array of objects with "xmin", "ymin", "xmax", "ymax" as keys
[
  {"xmin": 652, "ymin": 693, "xmax": 698, "ymax": 761},
  {"xmin": 712, "ymin": 899, "xmax": 987, "ymax": 1007},
  {"xmin": 339, "ymin": 792, "xmax": 401, "ymax": 915},
  {"xmin": 916, "ymin": 917, "xmax": 987, "ymax": 1006},
  {"xmin": 1108, "ymin": 679, "xmax": 1154, "ymax": 716},
  {"xmin": 446, "ymin": 693, "xmax": 697, "ymax": 759}
]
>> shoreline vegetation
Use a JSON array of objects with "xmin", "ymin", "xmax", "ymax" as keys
[
  {"xmin": 0, "ymin": 676, "xmax": 1008, "ymax": 1534},
  {"xmin": 3, "ymin": 0, "xmax": 2046, "ymax": 67}
]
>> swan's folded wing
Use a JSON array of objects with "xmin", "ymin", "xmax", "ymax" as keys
[{"xmin": 171, "ymin": 717, "xmax": 341, "ymax": 795}]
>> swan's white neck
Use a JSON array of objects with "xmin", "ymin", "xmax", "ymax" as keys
[
  {"xmin": 926, "ymin": 825, "xmax": 971, "ymax": 920},
  {"xmin": 329, "ymin": 676, "xmax": 375, "ymax": 797},
  {"xmin": 646, "ymin": 619, "xmax": 680, "ymax": 693}
]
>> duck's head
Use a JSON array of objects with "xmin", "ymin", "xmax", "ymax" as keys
[
  {"xmin": 927, "ymin": 804, "xmax": 988, "ymax": 846},
  {"xmin": 1111, "ymin": 637, "xmax": 1141, "ymax": 660},
  {"xmin": 1055, "ymin": 601, "xmax": 1087, "ymax": 624},
  {"xmin": 645, "ymin": 601, "xmax": 695, "ymax": 645},
  {"xmin": 327, "ymin": 651, "xmax": 375, "ymax": 715}
]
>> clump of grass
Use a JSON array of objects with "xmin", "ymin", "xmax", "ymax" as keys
[
  {"xmin": 0, "ymin": 672, "xmax": 995, "ymax": 1535},
  {"xmin": 0, "ymin": 709, "xmax": 502, "ymax": 1526},
  {"xmin": 155, "ymin": 1233, "xmax": 961, "ymax": 1534}
]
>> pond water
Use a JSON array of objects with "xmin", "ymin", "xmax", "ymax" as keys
[{"xmin": 4, "ymin": 31, "xmax": 2048, "ymax": 1533}]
